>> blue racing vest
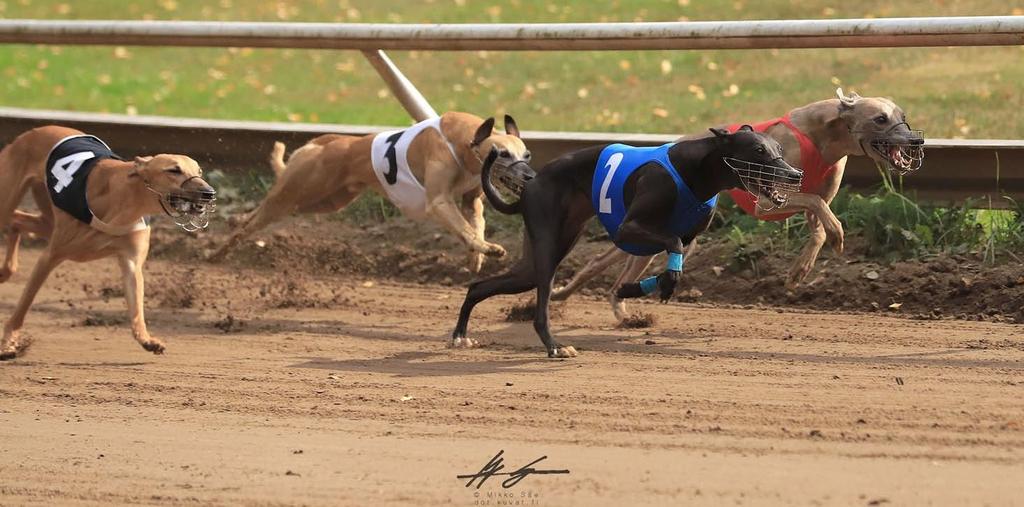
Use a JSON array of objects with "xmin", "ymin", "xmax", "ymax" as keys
[{"xmin": 591, "ymin": 143, "xmax": 718, "ymax": 256}]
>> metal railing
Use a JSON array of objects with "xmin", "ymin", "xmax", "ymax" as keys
[{"xmin": 0, "ymin": 17, "xmax": 1022, "ymax": 50}]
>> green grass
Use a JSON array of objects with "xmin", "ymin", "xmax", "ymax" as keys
[
  {"xmin": 714, "ymin": 175, "xmax": 1024, "ymax": 265},
  {"xmin": 0, "ymin": 1, "xmax": 1022, "ymax": 138}
]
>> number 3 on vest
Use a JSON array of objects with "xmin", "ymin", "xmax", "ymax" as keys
[
  {"xmin": 51, "ymin": 151, "xmax": 95, "ymax": 193},
  {"xmin": 598, "ymin": 152, "xmax": 624, "ymax": 214}
]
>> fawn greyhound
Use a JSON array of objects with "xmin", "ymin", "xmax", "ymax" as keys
[
  {"xmin": 0, "ymin": 126, "xmax": 216, "ymax": 359},
  {"xmin": 551, "ymin": 89, "xmax": 925, "ymax": 322},
  {"xmin": 451, "ymin": 126, "xmax": 802, "ymax": 357},
  {"xmin": 209, "ymin": 113, "xmax": 530, "ymax": 273}
]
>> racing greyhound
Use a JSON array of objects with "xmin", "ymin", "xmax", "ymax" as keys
[
  {"xmin": 451, "ymin": 126, "xmax": 802, "ymax": 358},
  {"xmin": 551, "ymin": 89, "xmax": 925, "ymax": 321},
  {"xmin": 209, "ymin": 113, "xmax": 530, "ymax": 273},
  {"xmin": 0, "ymin": 126, "xmax": 216, "ymax": 359}
]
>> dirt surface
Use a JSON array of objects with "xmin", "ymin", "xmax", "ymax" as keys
[
  {"xmin": 1, "ymin": 215, "xmax": 1023, "ymax": 506},
  {"xmin": 159, "ymin": 215, "xmax": 1024, "ymax": 324}
]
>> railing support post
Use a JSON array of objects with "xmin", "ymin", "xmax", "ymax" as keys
[{"xmin": 361, "ymin": 49, "xmax": 438, "ymax": 122}]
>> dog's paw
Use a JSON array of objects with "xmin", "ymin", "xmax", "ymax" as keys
[
  {"xmin": 466, "ymin": 252, "xmax": 485, "ymax": 273},
  {"xmin": 548, "ymin": 345, "xmax": 578, "ymax": 358},
  {"xmin": 823, "ymin": 220, "xmax": 845, "ymax": 254},
  {"xmin": 787, "ymin": 259, "xmax": 815, "ymax": 288},
  {"xmin": 0, "ymin": 332, "xmax": 30, "ymax": 360},
  {"xmin": 0, "ymin": 266, "xmax": 13, "ymax": 284},
  {"xmin": 611, "ymin": 297, "xmax": 629, "ymax": 323},
  {"xmin": 483, "ymin": 243, "xmax": 507, "ymax": 258},
  {"xmin": 449, "ymin": 336, "xmax": 480, "ymax": 349},
  {"xmin": 140, "ymin": 339, "xmax": 166, "ymax": 355},
  {"xmin": 0, "ymin": 344, "xmax": 16, "ymax": 360}
]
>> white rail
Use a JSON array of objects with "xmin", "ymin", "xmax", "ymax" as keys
[{"xmin": 0, "ymin": 17, "xmax": 1021, "ymax": 50}]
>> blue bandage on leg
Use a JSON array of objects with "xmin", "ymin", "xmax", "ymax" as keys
[
  {"xmin": 667, "ymin": 252, "xmax": 684, "ymax": 272},
  {"xmin": 639, "ymin": 276, "xmax": 659, "ymax": 295}
]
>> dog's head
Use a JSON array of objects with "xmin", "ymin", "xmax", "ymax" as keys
[
  {"xmin": 132, "ymin": 154, "xmax": 217, "ymax": 231},
  {"xmin": 471, "ymin": 115, "xmax": 535, "ymax": 195},
  {"xmin": 836, "ymin": 88, "xmax": 924, "ymax": 174},
  {"xmin": 711, "ymin": 125, "xmax": 804, "ymax": 211}
]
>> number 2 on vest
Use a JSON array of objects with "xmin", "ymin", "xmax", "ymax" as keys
[
  {"xmin": 598, "ymin": 152, "xmax": 624, "ymax": 214},
  {"xmin": 51, "ymin": 151, "xmax": 95, "ymax": 194}
]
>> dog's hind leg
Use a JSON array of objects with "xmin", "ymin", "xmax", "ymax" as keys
[
  {"xmin": 1, "ymin": 211, "xmax": 50, "ymax": 284},
  {"xmin": 208, "ymin": 188, "xmax": 302, "ymax": 261},
  {"xmin": 0, "ymin": 178, "xmax": 36, "ymax": 283},
  {"xmin": 551, "ymin": 244, "xmax": 627, "ymax": 301},
  {"xmin": 1, "ymin": 249, "xmax": 64, "ymax": 359}
]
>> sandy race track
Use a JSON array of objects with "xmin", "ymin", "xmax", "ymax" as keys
[{"xmin": 1, "ymin": 246, "xmax": 1023, "ymax": 506}]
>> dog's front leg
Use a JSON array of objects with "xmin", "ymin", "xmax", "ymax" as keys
[
  {"xmin": 427, "ymin": 194, "xmax": 506, "ymax": 259},
  {"xmin": 117, "ymin": 251, "xmax": 164, "ymax": 355},
  {"xmin": 788, "ymin": 211, "xmax": 829, "ymax": 287},
  {"xmin": 774, "ymin": 192, "xmax": 844, "ymax": 255},
  {"xmin": 609, "ymin": 254, "xmax": 656, "ymax": 320},
  {"xmin": 424, "ymin": 162, "xmax": 505, "ymax": 259},
  {"xmin": 461, "ymin": 191, "xmax": 488, "ymax": 273},
  {"xmin": 1, "ymin": 250, "xmax": 63, "ymax": 360},
  {"xmin": 613, "ymin": 222, "xmax": 685, "ymax": 302}
]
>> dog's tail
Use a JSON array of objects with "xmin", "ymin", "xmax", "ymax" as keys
[
  {"xmin": 268, "ymin": 141, "xmax": 287, "ymax": 179},
  {"xmin": 480, "ymin": 148, "xmax": 522, "ymax": 215}
]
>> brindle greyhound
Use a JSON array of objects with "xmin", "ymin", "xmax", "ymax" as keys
[
  {"xmin": 0, "ymin": 126, "xmax": 216, "ymax": 359},
  {"xmin": 450, "ymin": 126, "xmax": 802, "ymax": 358},
  {"xmin": 551, "ymin": 89, "xmax": 925, "ymax": 322},
  {"xmin": 209, "ymin": 113, "xmax": 530, "ymax": 274}
]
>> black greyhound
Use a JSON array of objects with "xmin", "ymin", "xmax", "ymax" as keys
[{"xmin": 451, "ymin": 126, "xmax": 803, "ymax": 358}]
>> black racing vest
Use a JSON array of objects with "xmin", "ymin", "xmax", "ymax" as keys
[{"xmin": 45, "ymin": 135, "xmax": 122, "ymax": 225}]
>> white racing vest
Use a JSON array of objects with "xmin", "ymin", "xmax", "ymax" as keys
[{"xmin": 370, "ymin": 117, "xmax": 462, "ymax": 221}]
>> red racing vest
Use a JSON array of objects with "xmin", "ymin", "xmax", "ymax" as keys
[{"xmin": 727, "ymin": 115, "xmax": 839, "ymax": 221}]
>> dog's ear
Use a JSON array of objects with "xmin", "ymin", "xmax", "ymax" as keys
[
  {"xmin": 709, "ymin": 127, "xmax": 730, "ymax": 139},
  {"xmin": 130, "ymin": 156, "xmax": 152, "ymax": 178},
  {"xmin": 836, "ymin": 87, "xmax": 858, "ymax": 110},
  {"xmin": 472, "ymin": 117, "xmax": 496, "ymax": 147},
  {"xmin": 503, "ymin": 114, "xmax": 521, "ymax": 138}
]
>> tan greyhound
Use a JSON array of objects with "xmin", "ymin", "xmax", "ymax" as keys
[
  {"xmin": 0, "ymin": 125, "xmax": 216, "ymax": 359},
  {"xmin": 209, "ymin": 112, "xmax": 531, "ymax": 273},
  {"xmin": 552, "ymin": 89, "xmax": 924, "ymax": 321}
]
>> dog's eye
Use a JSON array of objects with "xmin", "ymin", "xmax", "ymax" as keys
[
  {"xmin": 499, "ymin": 150, "xmax": 511, "ymax": 158},
  {"xmin": 874, "ymin": 115, "xmax": 888, "ymax": 124},
  {"xmin": 524, "ymin": 151, "xmax": 532, "ymax": 161},
  {"xmin": 756, "ymin": 146, "xmax": 767, "ymax": 154},
  {"xmin": 166, "ymin": 166, "xmax": 183, "ymax": 174}
]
